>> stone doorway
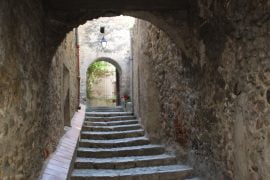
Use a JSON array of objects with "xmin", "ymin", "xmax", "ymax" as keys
[{"xmin": 86, "ymin": 60, "xmax": 120, "ymax": 107}]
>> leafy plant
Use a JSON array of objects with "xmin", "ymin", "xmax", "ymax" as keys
[{"xmin": 86, "ymin": 61, "xmax": 114, "ymax": 98}]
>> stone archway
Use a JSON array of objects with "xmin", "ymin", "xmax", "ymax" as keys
[
  {"xmin": 0, "ymin": 1, "xmax": 193, "ymax": 178},
  {"xmin": 83, "ymin": 57, "xmax": 124, "ymax": 106},
  {"xmin": 94, "ymin": 57, "xmax": 122, "ymax": 74},
  {"xmin": 44, "ymin": 10, "xmax": 190, "ymax": 63}
]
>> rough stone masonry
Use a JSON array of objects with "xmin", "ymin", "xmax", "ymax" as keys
[
  {"xmin": 0, "ymin": 0, "xmax": 270, "ymax": 180},
  {"xmin": 0, "ymin": 1, "xmax": 79, "ymax": 179},
  {"xmin": 132, "ymin": 1, "xmax": 270, "ymax": 179}
]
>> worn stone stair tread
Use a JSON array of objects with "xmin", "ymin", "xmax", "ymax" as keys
[
  {"xmin": 81, "ymin": 129, "xmax": 144, "ymax": 135},
  {"xmin": 86, "ymin": 112, "xmax": 133, "ymax": 117},
  {"xmin": 85, "ymin": 120, "xmax": 139, "ymax": 126},
  {"xmin": 80, "ymin": 136, "xmax": 149, "ymax": 144},
  {"xmin": 86, "ymin": 115, "xmax": 136, "ymax": 119},
  {"xmin": 86, "ymin": 112, "xmax": 131, "ymax": 115},
  {"xmin": 81, "ymin": 126, "xmax": 141, "ymax": 132},
  {"xmin": 85, "ymin": 116, "xmax": 137, "ymax": 122},
  {"xmin": 79, "ymin": 136, "xmax": 150, "ymax": 148},
  {"xmin": 77, "ymin": 144, "xmax": 164, "ymax": 157},
  {"xmin": 82, "ymin": 124, "xmax": 142, "ymax": 131},
  {"xmin": 74, "ymin": 154, "xmax": 177, "ymax": 169},
  {"xmin": 77, "ymin": 144, "xmax": 165, "ymax": 158},
  {"xmin": 75, "ymin": 154, "xmax": 175, "ymax": 164},
  {"xmin": 77, "ymin": 144, "xmax": 164, "ymax": 152},
  {"xmin": 87, "ymin": 110, "xmax": 124, "ymax": 113},
  {"xmin": 80, "ymin": 129, "xmax": 144, "ymax": 140},
  {"xmin": 71, "ymin": 164, "xmax": 193, "ymax": 178},
  {"xmin": 87, "ymin": 107, "xmax": 124, "ymax": 112}
]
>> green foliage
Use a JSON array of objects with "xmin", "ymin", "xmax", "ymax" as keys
[{"xmin": 86, "ymin": 61, "xmax": 114, "ymax": 98}]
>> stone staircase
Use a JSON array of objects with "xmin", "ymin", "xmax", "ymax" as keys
[{"xmin": 70, "ymin": 107, "xmax": 194, "ymax": 180}]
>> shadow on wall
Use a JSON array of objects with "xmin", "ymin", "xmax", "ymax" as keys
[{"xmin": 63, "ymin": 64, "xmax": 71, "ymax": 126}]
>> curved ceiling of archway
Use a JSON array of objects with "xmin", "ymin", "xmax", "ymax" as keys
[
  {"xmin": 45, "ymin": 1, "xmax": 190, "ymax": 58},
  {"xmin": 46, "ymin": 0, "xmax": 189, "ymax": 11},
  {"xmin": 89, "ymin": 57, "xmax": 122, "ymax": 75}
]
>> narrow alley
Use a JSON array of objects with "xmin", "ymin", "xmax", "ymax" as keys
[{"xmin": 1, "ymin": 0, "xmax": 270, "ymax": 180}]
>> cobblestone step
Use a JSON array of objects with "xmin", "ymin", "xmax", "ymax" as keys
[
  {"xmin": 86, "ymin": 112, "xmax": 133, "ymax": 117},
  {"xmin": 85, "ymin": 116, "xmax": 136, "ymax": 122},
  {"xmin": 82, "ymin": 124, "xmax": 142, "ymax": 132},
  {"xmin": 77, "ymin": 144, "xmax": 165, "ymax": 158},
  {"xmin": 81, "ymin": 129, "xmax": 144, "ymax": 140},
  {"xmin": 79, "ymin": 137, "xmax": 150, "ymax": 148},
  {"xmin": 84, "ymin": 119, "xmax": 139, "ymax": 126},
  {"xmin": 75, "ymin": 154, "xmax": 177, "ymax": 169},
  {"xmin": 71, "ymin": 165, "xmax": 193, "ymax": 180}
]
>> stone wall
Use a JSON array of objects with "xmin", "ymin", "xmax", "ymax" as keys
[
  {"xmin": 0, "ymin": 1, "xmax": 79, "ymax": 179},
  {"xmin": 132, "ymin": 20, "xmax": 188, "ymax": 159},
  {"xmin": 78, "ymin": 16, "xmax": 134, "ymax": 104},
  {"xmin": 132, "ymin": 22, "xmax": 163, "ymax": 144},
  {"xmin": 49, "ymin": 30, "xmax": 79, "ymax": 128},
  {"xmin": 132, "ymin": 0, "xmax": 270, "ymax": 178},
  {"xmin": 186, "ymin": 1, "xmax": 270, "ymax": 179}
]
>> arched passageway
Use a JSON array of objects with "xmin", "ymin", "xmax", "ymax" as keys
[
  {"xmin": 1, "ymin": 1, "xmax": 270, "ymax": 180},
  {"xmin": 86, "ymin": 59, "xmax": 121, "ymax": 107}
]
